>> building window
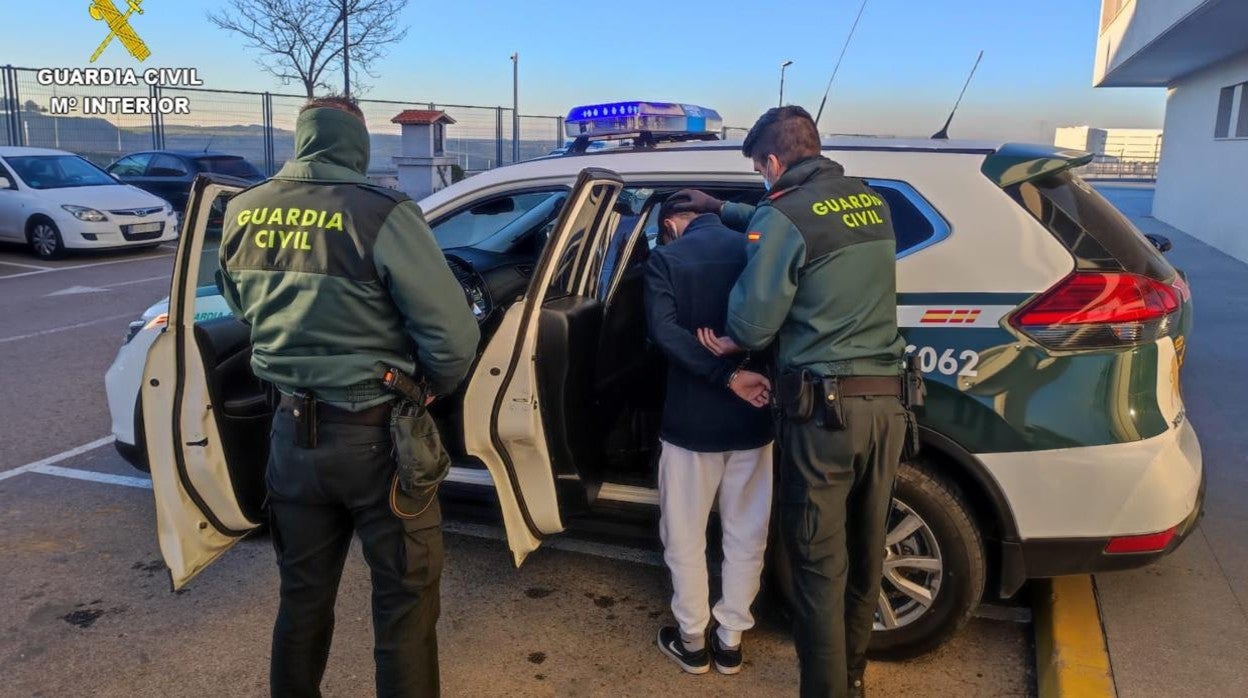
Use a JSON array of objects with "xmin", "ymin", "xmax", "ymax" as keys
[
  {"xmin": 434, "ymin": 124, "xmax": 445, "ymax": 156},
  {"xmin": 1215, "ymin": 85, "xmax": 1235, "ymax": 138},
  {"xmin": 1238, "ymin": 83, "xmax": 1248, "ymax": 138}
]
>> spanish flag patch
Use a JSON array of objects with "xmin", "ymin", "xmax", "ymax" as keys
[{"xmin": 747, "ymin": 231, "xmax": 762, "ymax": 243}]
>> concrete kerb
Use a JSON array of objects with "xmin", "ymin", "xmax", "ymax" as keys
[{"xmin": 1032, "ymin": 575, "xmax": 1116, "ymax": 697}]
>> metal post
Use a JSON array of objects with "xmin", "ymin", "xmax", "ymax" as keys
[
  {"xmin": 556, "ymin": 116, "xmax": 564, "ymax": 149},
  {"xmin": 779, "ymin": 60, "xmax": 793, "ymax": 106},
  {"xmin": 510, "ymin": 53, "xmax": 519, "ymax": 162},
  {"xmin": 495, "ymin": 106, "xmax": 503, "ymax": 168},
  {"xmin": 10, "ymin": 67, "xmax": 24, "ymax": 146},
  {"xmin": 342, "ymin": 0, "xmax": 350, "ymax": 97}
]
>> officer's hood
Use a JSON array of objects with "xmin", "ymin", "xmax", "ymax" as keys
[{"xmin": 274, "ymin": 107, "xmax": 371, "ymax": 183}]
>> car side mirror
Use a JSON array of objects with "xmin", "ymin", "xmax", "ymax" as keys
[{"xmin": 1145, "ymin": 233, "xmax": 1173, "ymax": 254}]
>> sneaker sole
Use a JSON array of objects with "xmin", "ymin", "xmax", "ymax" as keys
[
  {"xmin": 713, "ymin": 660, "xmax": 742, "ymax": 676},
  {"xmin": 656, "ymin": 629, "xmax": 710, "ymax": 675}
]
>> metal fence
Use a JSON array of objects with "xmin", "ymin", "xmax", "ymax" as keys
[
  {"xmin": 0, "ymin": 66, "xmax": 563, "ymax": 178},
  {"xmin": 1076, "ymin": 156, "xmax": 1160, "ymax": 181}
]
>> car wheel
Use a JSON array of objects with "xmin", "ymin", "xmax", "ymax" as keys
[
  {"xmin": 126, "ymin": 396, "xmax": 150, "ymax": 473},
  {"xmin": 767, "ymin": 458, "xmax": 985, "ymax": 660},
  {"xmin": 27, "ymin": 217, "xmax": 65, "ymax": 260}
]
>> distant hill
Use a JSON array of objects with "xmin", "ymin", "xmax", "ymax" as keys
[{"xmin": 4, "ymin": 110, "xmax": 560, "ymax": 174}]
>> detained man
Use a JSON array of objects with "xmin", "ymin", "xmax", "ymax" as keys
[{"xmin": 643, "ymin": 193, "xmax": 775, "ymax": 676}]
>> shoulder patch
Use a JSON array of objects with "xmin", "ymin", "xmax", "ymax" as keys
[
  {"xmin": 746, "ymin": 231, "xmax": 763, "ymax": 243},
  {"xmin": 356, "ymin": 183, "xmax": 411, "ymax": 204}
]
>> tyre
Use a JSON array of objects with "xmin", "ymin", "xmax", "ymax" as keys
[
  {"xmin": 27, "ymin": 216, "xmax": 65, "ymax": 260},
  {"xmin": 767, "ymin": 458, "xmax": 986, "ymax": 660},
  {"xmin": 120, "ymin": 396, "xmax": 150, "ymax": 473}
]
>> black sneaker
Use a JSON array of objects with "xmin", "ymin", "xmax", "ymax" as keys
[
  {"xmin": 709, "ymin": 627, "xmax": 743, "ymax": 675},
  {"xmin": 656, "ymin": 626, "xmax": 709, "ymax": 674}
]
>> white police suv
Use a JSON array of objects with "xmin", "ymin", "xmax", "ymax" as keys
[{"xmin": 113, "ymin": 101, "xmax": 1202, "ymax": 659}]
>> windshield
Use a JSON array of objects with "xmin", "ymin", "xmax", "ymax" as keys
[
  {"xmin": 197, "ymin": 157, "xmax": 262, "ymax": 179},
  {"xmin": 431, "ymin": 191, "xmax": 567, "ymax": 251},
  {"xmin": 6, "ymin": 155, "xmax": 118, "ymax": 189}
]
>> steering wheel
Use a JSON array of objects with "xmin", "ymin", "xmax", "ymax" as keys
[{"xmin": 444, "ymin": 254, "xmax": 493, "ymax": 323}]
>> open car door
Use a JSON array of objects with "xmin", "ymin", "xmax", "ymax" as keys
[
  {"xmin": 143, "ymin": 174, "xmax": 269, "ymax": 590},
  {"xmin": 464, "ymin": 167, "xmax": 624, "ymax": 566}
]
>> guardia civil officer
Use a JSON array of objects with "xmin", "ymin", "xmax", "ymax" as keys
[
  {"xmin": 675, "ymin": 106, "xmax": 908, "ymax": 698},
  {"xmin": 217, "ymin": 96, "xmax": 480, "ymax": 697}
]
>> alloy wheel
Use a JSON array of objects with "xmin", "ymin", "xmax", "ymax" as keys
[
  {"xmin": 31, "ymin": 223, "xmax": 59, "ymax": 258},
  {"xmin": 875, "ymin": 498, "xmax": 943, "ymax": 630}
]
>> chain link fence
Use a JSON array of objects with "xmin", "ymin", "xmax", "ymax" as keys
[{"xmin": 1, "ymin": 66, "xmax": 562, "ymax": 180}]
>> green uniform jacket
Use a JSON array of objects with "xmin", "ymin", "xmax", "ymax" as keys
[
  {"xmin": 722, "ymin": 155, "xmax": 905, "ymax": 376},
  {"xmin": 217, "ymin": 107, "xmax": 480, "ymax": 406}
]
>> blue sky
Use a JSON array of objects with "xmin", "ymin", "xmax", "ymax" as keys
[{"xmin": 2, "ymin": 0, "xmax": 1166, "ymax": 141}]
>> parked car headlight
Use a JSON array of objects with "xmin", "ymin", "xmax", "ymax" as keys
[
  {"xmin": 62, "ymin": 205, "xmax": 108, "ymax": 222},
  {"xmin": 123, "ymin": 313, "xmax": 168, "ymax": 345}
]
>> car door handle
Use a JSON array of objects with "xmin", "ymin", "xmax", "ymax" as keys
[{"xmin": 185, "ymin": 438, "xmax": 208, "ymax": 447}]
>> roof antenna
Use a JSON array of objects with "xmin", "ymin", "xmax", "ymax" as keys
[
  {"xmin": 203, "ymin": 135, "xmax": 215, "ymax": 152},
  {"xmin": 932, "ymin": 50, "xmax": 984, "ymax": 140},
  {"xmin": 814, "ymin": 0, "xmax": 870, "ymax": 130}
]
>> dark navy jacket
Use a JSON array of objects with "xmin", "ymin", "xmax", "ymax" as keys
[{"xmin": 643, "ymin": 214, "xmax": 773, "ymax": 452}]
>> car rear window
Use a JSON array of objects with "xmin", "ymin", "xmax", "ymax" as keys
[
  {"xmin": 1008, "ymin": 171, "xmax": 1175, "ymax": 280},
  {"xmin": 197, "ymin": 157, "xmax": 262, "ymax": 179}
]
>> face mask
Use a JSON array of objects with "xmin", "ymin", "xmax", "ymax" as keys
[{"xmin": 762, "ymin": 175, "xmax": 772, "ymax": 192}]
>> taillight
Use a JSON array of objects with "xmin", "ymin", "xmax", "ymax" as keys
[{"xmin": 1010, "ymin": 272, "xmax": 1182, "ymax": 350}]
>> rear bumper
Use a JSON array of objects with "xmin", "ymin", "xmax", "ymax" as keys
[{"xmin": 1018, "ymin": 456, "xmax": 1205, "ymax": 577}]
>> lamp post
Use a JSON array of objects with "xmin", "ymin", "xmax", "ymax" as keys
[
  {"xmin": 342, "ymin": 0, "xmax": 350, "ymax": 97},
  {"xmin": 510, "ymin": 52, "xmax": 519, "ymax": 162},
  {"xmin": 779, "ymin": 60, "xmax": 793, "ymax": 107}
]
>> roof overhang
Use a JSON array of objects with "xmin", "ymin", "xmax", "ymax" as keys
[{"xmin": 1097, "ymin": 0, "xmax": 1248, "ymax": 87}]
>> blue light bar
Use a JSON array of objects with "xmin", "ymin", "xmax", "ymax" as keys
[{"xmin": 564, "ymin": 101, "xmax": 723, "ymax": 140}]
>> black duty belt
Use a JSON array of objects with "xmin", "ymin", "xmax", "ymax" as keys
[
  {"xmin": 837, "ymin": 375, "xmax": 904, "ymax": 399},
  {"xmin": 278, "ymin": 395, "xmax": 393, "ymax": 426}
]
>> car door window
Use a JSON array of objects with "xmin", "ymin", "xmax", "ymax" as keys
[
  {"xmin": 865, "ymin": 179, "xmax": 951, "ymax": 258},
  {"xmin": 148, "ymin": 154, "xmax": 189, "ymax": 178},
  {"xmin": 110, "ymin": 153, "xmax": 153, "ymax": 177},
  {"xmin": 430, "ymin": 189, "xmax": 568, "ymax": 252}
]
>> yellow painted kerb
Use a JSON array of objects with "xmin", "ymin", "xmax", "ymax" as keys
[{"xmin": 1033, "ymin": 575, "xmax": 1116, "ymax": 697}]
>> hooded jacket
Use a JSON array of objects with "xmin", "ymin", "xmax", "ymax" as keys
[{"xmin": 217, "ymin": 107, "xmax": 480, "ymax": 405}]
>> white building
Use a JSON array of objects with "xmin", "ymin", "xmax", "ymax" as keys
[
  {"xmin": 1095, "ymin": 0, "xmax": 1248, "ymax": 262},
  {"xmin": 1055, "ymin": 126, "xmax": 1164, "ymax": 162}
]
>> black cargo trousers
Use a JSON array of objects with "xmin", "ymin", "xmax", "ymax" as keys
[
  {"xmin": 778, "ymin": 395, "xmax": 907, "ymax": 698},
  {"xmin": 266, "ymin": 405, "xmax": 443, "ymax": 698}
]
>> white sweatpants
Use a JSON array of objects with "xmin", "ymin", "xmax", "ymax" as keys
[{"xmin": 658, "ymin": 439, "xmax": 774, "ymax": 648}]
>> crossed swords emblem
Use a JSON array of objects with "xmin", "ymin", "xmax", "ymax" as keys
[{"xmin": 88, "ymin": 0, "xmax": 150, "ymax": 62}]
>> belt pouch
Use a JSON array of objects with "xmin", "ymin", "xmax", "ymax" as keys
[{"xmin": 816, "ymin": 376, "xmax": 847, "ymax": 431}]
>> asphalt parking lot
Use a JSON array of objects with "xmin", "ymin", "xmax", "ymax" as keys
[{"xmin": 0, "ymin": 240, "xmax": 1034, "ymax": 695}]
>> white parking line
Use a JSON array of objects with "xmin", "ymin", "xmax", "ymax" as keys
[
  {"xmin": 0, "ymin": 253, "xmax": 174, "ymax": 281},
  {"xmin": 0, "ymin": 437, "xmax": 114, "ymax": 482},
  {"xmin": 29, "ymin": 464, "xmax": 152, "ymax": 489},
  {"xmin": 0, "ymin": 312, "xmax": 136, "ymax": 344},
  {"xmin": 0, "ymin": 259, "xmax": 53, "ymax": 271}
]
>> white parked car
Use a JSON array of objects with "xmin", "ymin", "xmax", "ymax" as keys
[{"xmin": 0, "ymin": 147, "xmax": 179, "ymax": 259}]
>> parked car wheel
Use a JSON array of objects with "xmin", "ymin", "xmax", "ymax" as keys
[
  {"xmin": 27, "ymin": 216, "xmax": 65, "ymax": 259},
  {"xmin": 768, "ymin": 458, "xmax": 986, "ymax": 660}
]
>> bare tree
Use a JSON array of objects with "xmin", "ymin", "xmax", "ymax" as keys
[{"xmin": 208, "ymin": 0, "xmax": 410, "ymax": 97}]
